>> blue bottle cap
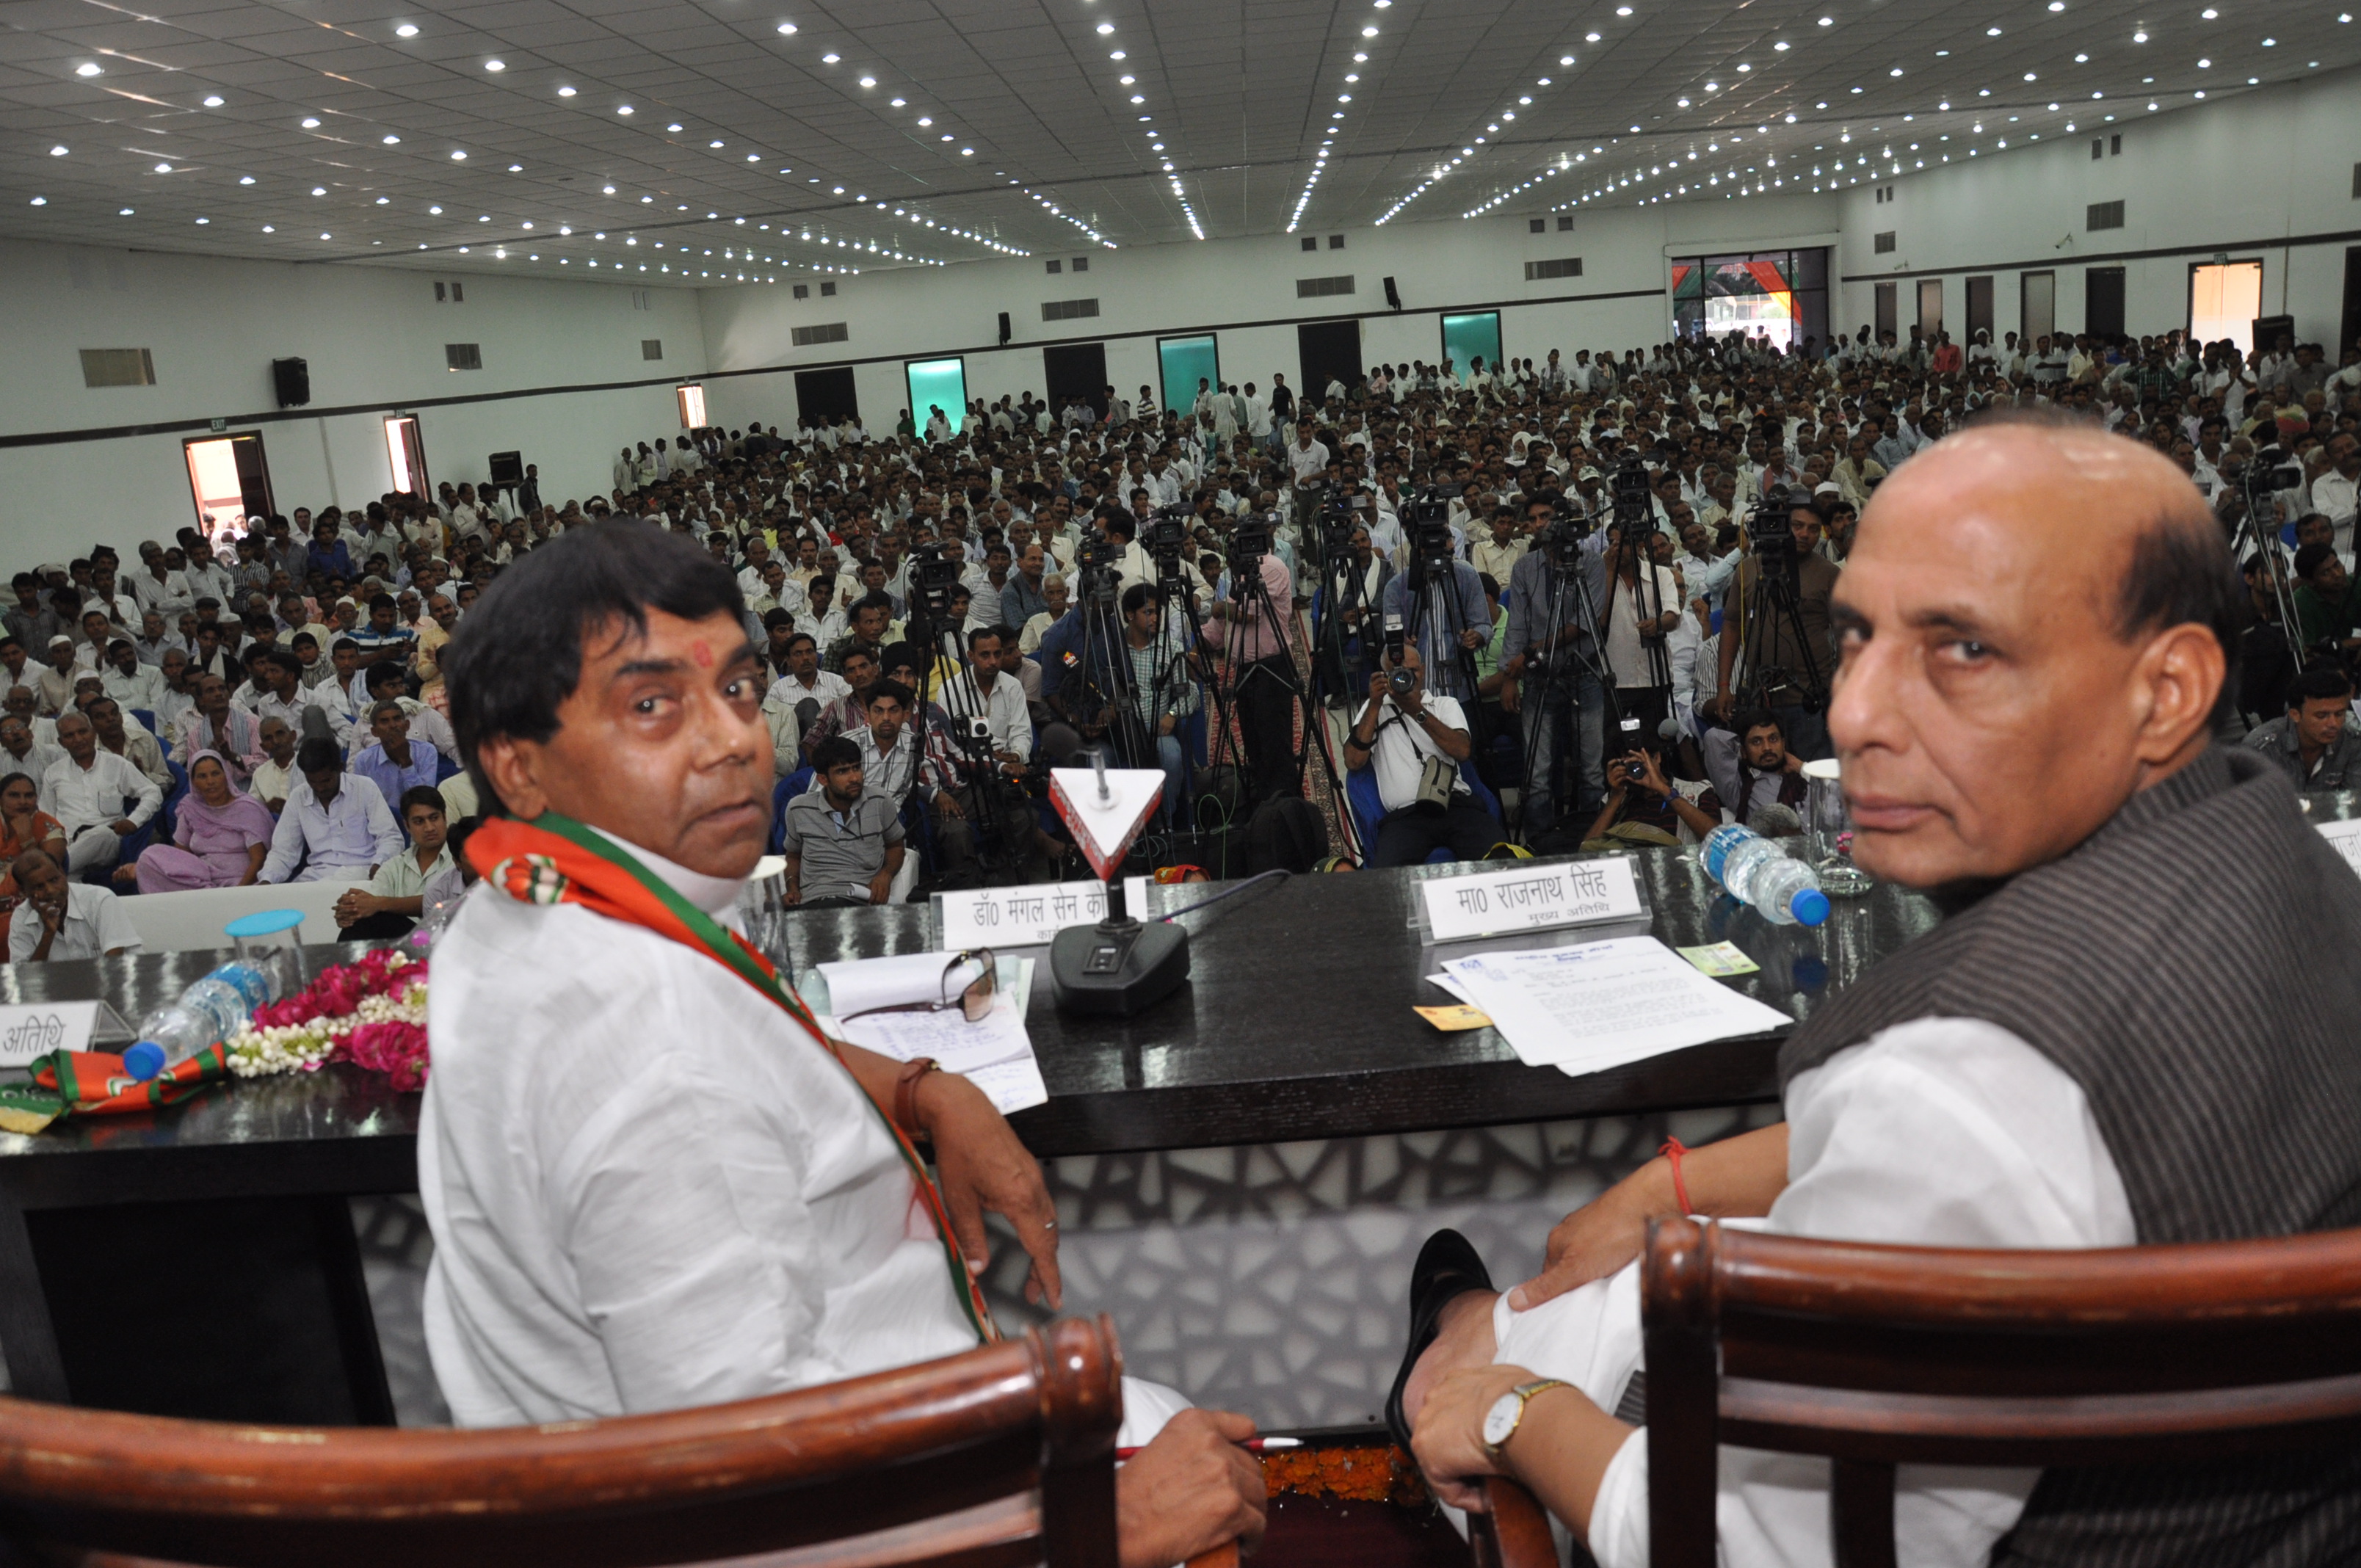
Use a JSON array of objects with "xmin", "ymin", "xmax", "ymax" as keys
[
  {"xmin": 223, "ymin": 909, "xmax": 305, "ymax": 940},
  {"xmin": 122, "ymin": 1040, "xmax": 165, "ymax": 1081},
  {"xmin": 1791, "ymin": 888, "xmax": 1832, "ymax": 926}
]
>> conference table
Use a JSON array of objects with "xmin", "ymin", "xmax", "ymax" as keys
[{"xmin": 0, "ymin": 846, "xmax": 1941, "ymax": 1426}]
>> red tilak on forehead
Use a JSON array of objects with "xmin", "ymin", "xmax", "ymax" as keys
[{"xmin": 690, "ymin": 639, "xmax": 715, "ymax": 668}]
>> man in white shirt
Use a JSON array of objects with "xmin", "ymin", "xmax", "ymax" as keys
[
  {"xmin": 42, "ymin": 709, "xmax": 162, "ymax": 875},
  {"xmin": 1396, "ymin": 419, "xmax": 2300, "ymax": 1567},
  {"xmin": 420, "ymin": 522, "xmax": 1265, "ymax": 1568},
  {"xmin": 7, "ymin": 849, "xmax": 140, "ymax": 962},
  {"xmin": 260, "ymin": 738, "xmax": 404, "ymax": 882},
  {"xmin": 942, "ymin": 626, "xmax": 1034, "ymax": 766},
  {"xmin": 1342, "ymin": 641, "xmax": 1496, "ymax": 865}
]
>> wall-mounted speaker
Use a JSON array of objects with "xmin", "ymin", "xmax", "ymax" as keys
[
  {"xmin": 271, "ymin": 356, "xmax": 311, "ymax": 408},
  {"xmin": 998, "ymin": 311, "xmax": 1012, "ymax": 345},
  {"xmin": 1382, "ymin": 276, "xmax": 1401, "ymax": 312},
  {"xmin": 487, "ymin": 451, "xmax": 524, "ymax": 486}
]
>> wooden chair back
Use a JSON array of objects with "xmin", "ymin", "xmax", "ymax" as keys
[
  {"xmin": 0, "ymin": 1317, "xmax": 1128, "ymax": 1568},
  {"xmin": 1642, "ymin": 1217, "xmax": 2361, "ymax": 1568}
]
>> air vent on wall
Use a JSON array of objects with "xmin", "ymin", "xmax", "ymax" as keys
[
  {"xmin": 1042, "ymin": 298, "xmax": 1101, "ymax": 322},
  {"xmin": 1296, "ymin": 275, "xmax": 1355, "ymax": 298},
  {"xmin": 2087, "ymin": 200, "xmax": 2125, "ymax": 231},
  {"xmin": 822, "ymin": 281, "xmax": 836, "ymax": 297},
  {"xmin": 791, "ymin": 322, "xmax": 850, "ymax": 346},
  {"xmin": 1046, "ymin": 258, "xmax": 1062, "ymax": 273},
  {"xmin": 1874, "ymin": 231, "xmax": 1897, "ymax": 254},
  {"xmin": 79, "ymin": 348, "xmax": 155, "ymax": 388},
  {"xmin": 445, "ymin": 342, "xmax": 482, "ymax": 371},
  {"xmin": 794, "ymin": 284, "xmax": 810, "ymax": 300},
  {"xmin": 1524, "ymin": 258, "xmax": 1584, "ymax": 280},
  {"xmin": 1528, "ymin": 218, "xmax": 1545, "ymax": 233},
  {"xmin": 1557, "ymin": 215, "xmax": 1574, "ymax": 231},
  {"xmin": 1071, "ymin": 255, "xmax": 1089, "ymax": 272},
  {"xmin": 642, "ymin": 339, "xmax": 663, "ymax": 360}
]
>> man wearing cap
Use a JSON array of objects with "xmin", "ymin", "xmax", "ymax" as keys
[{"xmin": 33, "ymin": 636, "xmax": 79, "ymax": 717}]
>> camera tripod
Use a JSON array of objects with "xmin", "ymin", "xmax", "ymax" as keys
[
  {"xmin": 1207, "ymin": 527, "xmax": 1355, "ymax": 853},
  {"xmin": 901, "ymin": 592, "xmax": 1029, "ymax": 882},
  {"xmin": 1512, "ymin": 535, "xmax": 1623, "ymax": 843},
  {"xmin": 1728, "ymin": 508, "xmax": 1828, "ymax": 738}
]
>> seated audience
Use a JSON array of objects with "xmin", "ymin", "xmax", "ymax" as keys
[
  {"xmin": 43, "ymin": 709, "xmax": 162, "ymax": 876},
  {"xmin": 251, "ymin": 715, "xmax": 299, "ymax": 813},
  {"xmin": 780, "ymin": 736, "xmax": 905, "ymax": 908},
  {"xmin": 7, "ymin": 849, "xmax": 139, "ymax": 962},
  {"xmin": 131, "ymin": 750, "xmax": 275, "ymax": 893},
  {"xmin": 2241, "ymin": 663, "xmax": 2358, "ymax": 788},
  {"xmin": 335, "ymin": 786, "xmax": 463, "ymax": 939},
  {"xmin": 1346, "ymin": 641, "xmax": 1496, "ymax": 865},
  {"xmin": 173, "ymin": 672, "xmax": 264, "ymax": 785},
  {"xmin": 260, "ymin": 738, "xmax": 403, "ymax": 884},
  {"xmin": 0, "ymin": 772, "xmax": 66, "ymax": 915},
  {"xmin": 349, "ymin": 700, "xmax": 443, "ymax": 824}
]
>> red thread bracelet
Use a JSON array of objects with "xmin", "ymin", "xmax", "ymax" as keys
[{"xmin": 1661, "ymin": 1137, "xmax": 1692, "ymax": 1216}]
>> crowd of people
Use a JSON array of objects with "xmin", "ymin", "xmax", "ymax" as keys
[{"xmin": 5, "ymin": 316, "xmax": 2354, "ymax": 946}]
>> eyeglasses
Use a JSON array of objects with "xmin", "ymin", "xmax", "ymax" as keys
[{"xmin": 839, "ymin": 948, "xmax": 998, "ymax": 1026}]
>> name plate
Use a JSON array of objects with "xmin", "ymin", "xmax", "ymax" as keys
[
  {"xmin": 937, "ymin": 876, "xmax": 1153, "ymax": 949},
  {"xmin": 1418, "ymin": 859, "xmax": 1644, "ymax": 943},
  {"xmin": 0, "ymin": 1001, "xmax": 105, "ymax": 1070},
  {"xmin": 2318, "ymin": 818, "xmax": 2361, "ymax": 875}
]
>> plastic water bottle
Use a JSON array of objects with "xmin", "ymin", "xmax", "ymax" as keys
[
  {"xmin": 405, "ymin": 891, "xmax": 463, "ymax": 957},
  {"xmin": 1700, "ymin": 824, "xmax": 1831, "ymax": 927},
  {"xmin": 123, "ymin": 961, "xmax": 281, "ymax": 1081}
]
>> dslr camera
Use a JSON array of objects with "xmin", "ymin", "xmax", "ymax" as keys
[{"xmin": 1383, "ymin": 613, "xmax": 1415, "ymax": 697}]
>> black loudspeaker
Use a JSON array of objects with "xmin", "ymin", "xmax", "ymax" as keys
[
  {"xmin": 271, "ymin": 357, "xmax": 310, "ymax": 408},
  {"xmin": 2252, "ymin": 313, "xmax": 2296, "ymax": 354},
  {"xmin": 1383, "ymin": 276, "xmax": 1401, "ymax": 311},
  {"xmin": 998, "ymin": 311, "xmax": 1012, "ymax": 345},
  {"xmin": 487, "ymin": 450, "xmax": 524, "ymax": 486}
]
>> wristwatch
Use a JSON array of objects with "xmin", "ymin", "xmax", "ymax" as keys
[{"xmin": 1482, "ymin": 1379, "xmax": 1570, "ymax": 1457}]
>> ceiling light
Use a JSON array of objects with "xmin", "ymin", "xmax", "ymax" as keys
[
  {"xmin": 1096, "ymin": 21, "xmax": 1114, "ymax": 32},
  {"xmin": 2198, "ymin": 57, "xmax": 2211, "ymax": 65},
  {"xmin": 960, "ymin": 146, "xmax": 973, "ymax": 154},
  {"xmin": 1774, "ymin": 40, "xmax": 1789, "ymax": 49},
  {"xmin": 558, "ymin": 85, "xmax": 576, "ymax": 96},
  {"xmin": 240, "ymin": 175, "xmax": 255, "ymax": 185},
  {"xmin": 859, "ymin": 76, "xmax": 876, "ymax": 87},
  {"xmin": 2261, "ymin": 35, "xmax": 2277, "ymax": 44},
  {"xmin": 382, "ymin": 134, "xmax": 401, "ymax": 145},
  {"xmin": 48, "ymin": 145, "xmax": 67, "ymax": 156},
  {"xmin": 74, "ymin": 62, "xmax": 101, "ymax": 77},
  {"xmin": 154, "ymin": 162, "xmax": 172, "ymax": 173},
  {"xmin": 1134, "ymin": 93, "xmax": 1147, "ymax": 103},
  {"xmin": 451, "ymin": 150, "xmax": 466, "ymax": 159},
  {"xmin": 1890, "ymin": 65, "xmax": 1904, "ymax": 75},
  {"xmin": 119, "ymin": 207, "xmax": 133, "ymax": 215},
  {"xmin": 822, "ymin": 51, "xmax": 840, "ymax": 62},
  {"xmin": 2133, "ymin": 29, "xmax": 2147, "ymax": 40},
  {"xmin": 917, "ymin": 116, "xmax": 933, "ymax": 126},
  {"xmin": 485, "ymin": 58, "xmax": 504, "ymax": 70},
  {"xmin": 302, "ymin": 117, "xmax": 322, "ymax": 128},
  {"xmin": 1120, "ymin": 73, "xmax": 1135, "ymax": 83},
  {"xmin": 311, "ymin": 185, "xmax": 326, "ymax": 195},
  {"xmin": 202, "ymin": 95, "xmax": 225, "ymax": 107},
  {"xmin": 1560, "ymin": 53, "xmax": 1576, "ymax": 63},
  {"xmin": 777, "ymin": 18, "xmax": 797, "ymax": 31},
  {"xmin": 617, "ymin": 105, "xmax": 634, "ymax": 114},
  {"xmin": 395, "ymin": 21, "xmax": 418, "ymax": 35},
  {"xmin": 891, "ymin": 96, "xmax": 906, "ymax": 105}
]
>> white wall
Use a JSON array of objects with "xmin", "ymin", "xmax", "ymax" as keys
[
  {"xmin": 694, "ymin": 195, "xmax": 1843, "ymax": 431},
  {"xmin": 0, "ymin": 239, "xmax": 707, "ymax": 567},
  {"xmin": 1830, "ymin": 63, "xmax": 2361, "ymax": 348}
]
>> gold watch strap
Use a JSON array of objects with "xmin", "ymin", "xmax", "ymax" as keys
[{"xmin": 1488, "ymin": 1377, "xmax": 1570, "ymax": 1455}]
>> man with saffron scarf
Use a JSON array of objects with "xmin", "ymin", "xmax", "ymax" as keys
[{"xmin": 425, "ymin": 523, "xmax": 1263, "ymax": 1568}]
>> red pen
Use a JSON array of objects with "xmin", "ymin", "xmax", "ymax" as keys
[{"xmin": 1113, "ymin": 1436, "xmax": 1302, "ymax": 1462}]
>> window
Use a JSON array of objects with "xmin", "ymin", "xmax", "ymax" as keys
[
  {"xmin": 432, "ymin": 279, "xmax": 464, "ymax": 303},
  {"xmin": 1046, "ymin": 258, "xmax": 1063, "ymax": 273},
  {"xmin": 1156, "ymin": 334, "xmax": 1219, "ymax": 413},
  {"xmin": 79, "ymin": 348, "xmax": 154, "ymax": 388},
  {"xmin": 2111, "ymin": 134, "xmax": 2122, "ymax": 155},
  {"xmin": 182, "ymin": 432, "xmax": 272, "ymax": 536},
  {"xmin": 676, "ymin": 383, "xmax": 706, "ymax": 429},
  {"xmin": 642, "ymin": 338, "xmax": 664, "ymax": 360},
  {"xmin": 1874, "ymin": 231, "xmax": 1896, "ymax": 253},
  {"xmin": 1528, "ymin": 218, "xmax": 1546, "ymax": 233},
  {"xmin": 1557, "ymin": 214, "xmax": 1574, "ymax": 231},
  {"xmin": 2353, "ymin": 161, "xmax": 2361, "ymax": 199},
  {"xmin": 1042, "ymin": 298, "xmax": 1101, "ymax": 321},
  {"xmin": 434, "ymin": 280, "xmax": 446, "ymax": 302},
  {"xmin": 2092, "ymin": 138, "xmax": 2104, "ymax": 161},
  {"xmin": 1440, "ymin": 311, "xmax": 1501, "ymax": 374},
  {"xmin": 2189, "ymin": 259, "xmax": 2264, "ymax": 349},
  {"xmin": 794, "ymin": 283, "xmax": 810, "ymax": 300},
  {"xmin": 821, "ymin": 280, "xmax": 836, "ymax": 297},
  {"xmin": 1524, "ymin": 258, "xmax": 1583, "ymax": 280},
  {"xmin": 905, "ymin": 358, "xmax": 967, "ymax": 435},
  {"xmin": 1296, "ymin": 275, "xmax": 1354, "ymax": 297},
  {"xmin": 631, "ymin": 289, "xmax": 653, "ymax": 310},
  {"xmin": 1301, "ymin": 236, "xmax": 1319, "ymax": 252},
  {"xmin": 383, "ymin": 415, "xmax": 427, "ymax": 496},
  {"xmin": 1327, "ymin": 234, "xmax": 1345, "ymax": 250},
  {"xmin": 2087, "ymin": 200, "xmax": 2125, "ymax": 231},
  {"xmin": 444, "ymin": 342, "xmax": 482, "ymax": 371},
  {"xmin": 1072, "ymin": 255, "xmax": 1089, "ymax": 272},
  {"xmin": 791, "ymin": 322, "xmax": 850, "ymax": 346}
]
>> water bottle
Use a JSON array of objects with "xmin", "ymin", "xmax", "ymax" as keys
[
  {"xmin": 1700, "ymin": 824, "xmax": 1831, "ymax": 927},
  {"xmin": 404, "ymin": 891, "xmax": 463, "ymax": 957},
  {"xmin": 123, "ymin": 962, "xmax": 280, "ymax": 1081}
]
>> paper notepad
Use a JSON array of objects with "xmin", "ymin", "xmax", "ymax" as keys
[
  {"xmin": 816, "ymin": 954, "xmax": 1048, "ymax": 1116},
  {"xmin": 1441, "ymin": 937, "xmax": 1792, "ymax": 1078}
]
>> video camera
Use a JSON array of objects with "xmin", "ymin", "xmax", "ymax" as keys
[
  {"xmin": 1406, "ymin": 484, "xmax": 1462, "ymax": 583},
  {"xmin": 1074, "ymin": 535, "xmax": 1123, "ymax": 610},
  {"xmin": 1142, "ymin": 508, "xmax": 1189, "ymax": 560},
  {"xmin": 907, "ymin": 540, "xmax": 962, "ymax": 625},
  {"xmin": 2230, "ymin": 446, "xmax": 2307, "ymax": 496},
  {"xmin": 1229, "ymin": 515, "xmax": 1272, "ymax": 573},
  {"xmin": 1609, "ymin": 452, "xmax": 1655, "ymax": 530}
]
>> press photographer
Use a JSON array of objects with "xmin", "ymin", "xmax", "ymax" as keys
[
  {"xmin": 2241, "ymin": 664, "xmax": 2361, "ymax": 789},
  {"xmin": 1343, "ymin": 630, "xmax": 1498, "ymax": 867}
]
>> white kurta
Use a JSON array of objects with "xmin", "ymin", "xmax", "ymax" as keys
[
  {"xmin": 419, "ymin": 832, "xmax": 1184, "ymax": 1440},
  {"xmin": 1493, "ymin": 1017, "xmax": 2136, "ymax": 1568}
]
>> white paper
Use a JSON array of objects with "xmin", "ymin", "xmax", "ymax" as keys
[
  {"xmin": 0, "ymin": 1001, "xmax": 104, "ymax": 1069},
  {"xmin": 1419, "ymin": 857, "xmax": 1643, "ymax": 942},
  {"xmin": 1441, "ymin": 937, "xmax": 1791, "ymax": 1078},
  {"xmin": 936, "ymin": 876, "xmax": 1156, "ymax": 950},
  {"xmin": 1424, "ymin": 972, "xmax": 1476, "ymax": 1005},
  {"xmin": 822, "ymin": 958, "xmax": 1045, "ymax": 1115},
  {"xmin": 2318, "ymin": 818, "xmax": 2361, "ymax": 876},
  {"xmin": 818, "ymin": 951, "xmax": 987, "ymax": 1019}
]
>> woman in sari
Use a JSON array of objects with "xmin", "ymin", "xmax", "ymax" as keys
[
  {"xmin": 0, "ymin": 772, "xmax": 68, "ymax": 916},
  {"xmin": 133, "ymin": 750, "xmax": 274, "ymax": 893}
]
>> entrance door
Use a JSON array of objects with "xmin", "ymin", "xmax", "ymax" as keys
[
  {"xmin": 1042, "ymin": 342, "xmax": 1109, "ymax": 421},
  {"xmin": 1917, "ymin": 278, "xmax": 1944, "ymax": 340},
  {"xmin": 382, "ymin": 415, "xmax": 427, "ymax": 496},
  {"xmin": 1965, "ymin": 275, "xmax": 1995, "ymax": 341},
  {"xmin": 1874, "ymin": 281, "xmax": 1897, "ymax": 338},
  {"xmin": 181, "ymin": 432, "xmax": 274, "ymax": 538},
  {"xmin": 2085, "ymin": 266, "xmax": 2127, "ymax": 338},
  {"xmin": 1297, "ymin": 319, "xmax": 1363, "ymax": 404},
  {"xmin": 794, "ymin": 366, "xmax": 859, "ymax": 426},
  {"xmin": 2022, "ymin": 270, "xmax": 2056, "ymax": 344},
  {"xmin": 2340, "ymin": 246, "xmax": 2361, "ymax": 366}
]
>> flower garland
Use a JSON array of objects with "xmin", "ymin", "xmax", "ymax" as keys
[{"xmin": 224, "ymin": 946, "xmax": 432, "ymax": 1092}]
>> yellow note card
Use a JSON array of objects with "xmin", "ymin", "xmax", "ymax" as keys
[
  {"xmin": 1415, "ymin": 1003, "xmax": 1494, "ymax": 1031},
  {"xmin": 1677, "ymin": 942, "xmax": 1760, "ymax": 978}
]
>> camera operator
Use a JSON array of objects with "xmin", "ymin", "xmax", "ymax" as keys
[
  {"xmin": 1582, "ymin": 730, "xmax": 1723, "ymax": 848},
  {"xmin": 1381, "ymin": 520, "xmax": 1489, "ymax": 703},
  {"xmin": 1713, "ymin": 493, "xmax": 1840, "ymax": 761},
  {"xmin": 1598, "ymin": 524, "xmax": 1683, "ymax": 741},
  {"xmin": 1502, "ymin": 496, "xmax": 1611, "ymax": 835},
  {"xmin": 1205, "ymin": 523, "xmax": 1302, "ymax": 806},
  {"xmin": 2242, "ymin": 664, "xmax": 2361, "ymax": 790},
  {"xmin": 943, "ymin": 625, "xmax": 1034, "ymax": 774},
  {"xmin": 1097, "ymin": 582, "xmax": 1198, "ymax": 825},
  {"xmin": 1343, "ymin": 639, "xmax": 1498, "ymax": 867},
  {"xmin": 1700, "ymin": 707, "xmax": 1810, "ymax": 827}
]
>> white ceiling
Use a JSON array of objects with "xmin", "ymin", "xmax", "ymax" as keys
[{"xmin": 1, "ymin": 0, "xmax": 2354, "ymax": 286}]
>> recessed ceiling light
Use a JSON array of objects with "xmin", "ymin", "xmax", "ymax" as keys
[
  {"xmin": 859, "ymin": 75, "xmax": 876, "ymax": 87},
  {"xmin": 194, "ymin": 216, "xmax": 206, "ymax": 223},
  {"xmin": 119, "ymin": 207, "xmax": 132, "ymax": 215},
  {"xmin": 74, "ymin": 62, "xmax": 102, "ymax": 76},
  {"xmin": 667, "ymin": 122, "xmax": 683, "ymax": 131},
  {"xmin": 311, "ymin": 185, "xmax": 326, "ymax": 195},
  {"xmin": 617, "ymin": 105, "xmax": 634, "ymax": 114},
  {"xmin": 1120, "ymin": 73, "xmax": 1135, "ymax": 84},
  {"xmin": 1586, "ymin": 31, "xmax": 1601, "ymax": 40},
  {"xmin": 917, "ymin": 115, "xmax": 932, "ymax": 125},
  {"xmin": 1560, "ymin": 53, "xmax": 1575, "ymax": 63},
  {"xmin": 558, "ymin": 85, "xmax": 576, "ymax": 96},
  {"xmin": 302, "ymin": 117, "xmax": 322, "ymax": 128},
  {"xmin": 2133, "ymin": 29, "xmax": 2147, "ymax": 40},
  {"xmin": 451, "ymin": 150, "xmax": 466, "ymax": 159},
  {"xmin": 822, "ymin": 51, "xmax": 840, "ymax": 62},
  {"xmin": 1095, "ymin": 21, "xmax": 1114, "ymax": 32},
  {"xmin": 48, "ymin": 145, "xmax": 67, "ymax": 156},
  {"xmin": 1890, "ymin": 65, "xmax": 1904, "ymax": 75},
  {"xmin": 891, "ymin": 96, "xmax": 906, "ymax": 106},
  {"xmin": 376, "ymin": 196, "xmax": 389, "ymax": 204},
  {"xmin": 709, "ymin": 138, "xmax": 725, "ymax": 147},
  {"xmin": 239, "ymin": 175, "xmax": 255, "ymax": 184},
  {"xmin": 777, "ymin": 19, "xmax": 797, "ymax": 32},
  {"xmin": 395, "ymin": 21, "xmax": 418, "ymax": 35},
  {"xmin": 383, "ymin": 134, "xmax": 401, "ymax": 144},
  {"xmin": 960, "ymin": 146, "xmax": 973, "ymax": 155},
  {"xmin": 485, "ymin": 59, "xmax": 505, "ymax": 70},
  {"xmin": 155, "ymin": 162, "xmax": 172, "ymax": 173},
  {"xmin": 202, "ymin": 95, "xmax": 225, "ymax": 106},
  {"xmin": 1133, "ymin": 93, "xmax": 1147, "ymax": 103}
]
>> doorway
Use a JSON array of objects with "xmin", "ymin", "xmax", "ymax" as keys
[
  {"xmin": 2022, "ymin": 270, "xmax": 2056, "ymax": 344},
  {"xmin": 1874, "ymin": 282, "xmax": 1897, "ymax": 338},
  {"xmin": 1917, "ymin": 279, "xmax": 1944, "ymax": 341},
  {"xmin": 794, "ymin": 366, "xmax": 860, "ymax": 427},
  {"xmin": 2187, "ymin": 260, "xmax": 2266, "ymax": 352},
  {"xmin": 1965, "ymin": 275, "xmax": 1995, "ymax": 342},
  {"xmin": 181, "ymin": 432, "xmax": 273, "ymax": 539},
  {"xmin": 382, "ymin": 415, "xmax": 427, "ymax": 497},
  {"xmin": 2085, "ymin": 266, "xmax": 2127, "ymax": 339},
  {"xmin": 2343, "ymin": 247, "xmax": 2361, "ymax": 367},
  {"xmin": 1042, "ymin": 342, "xmax": 1109, "ymax": 421},
  {"xmin": 1297, "ymin": 320, "xmax": 1363, "ymax": 404}
]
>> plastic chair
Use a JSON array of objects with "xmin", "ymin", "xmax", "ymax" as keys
[
  {"xmin": 764, "ymin": 766, "xmax": 814, "ymax": 855},
  {"xmin": 1344, "ymin": 758, "xmax": 1502, "ymax": 865}
]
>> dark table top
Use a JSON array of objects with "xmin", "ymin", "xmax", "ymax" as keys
[{"xmin": 0, "ymin": 853, "xmax": 1944, "ymax": 1180}]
